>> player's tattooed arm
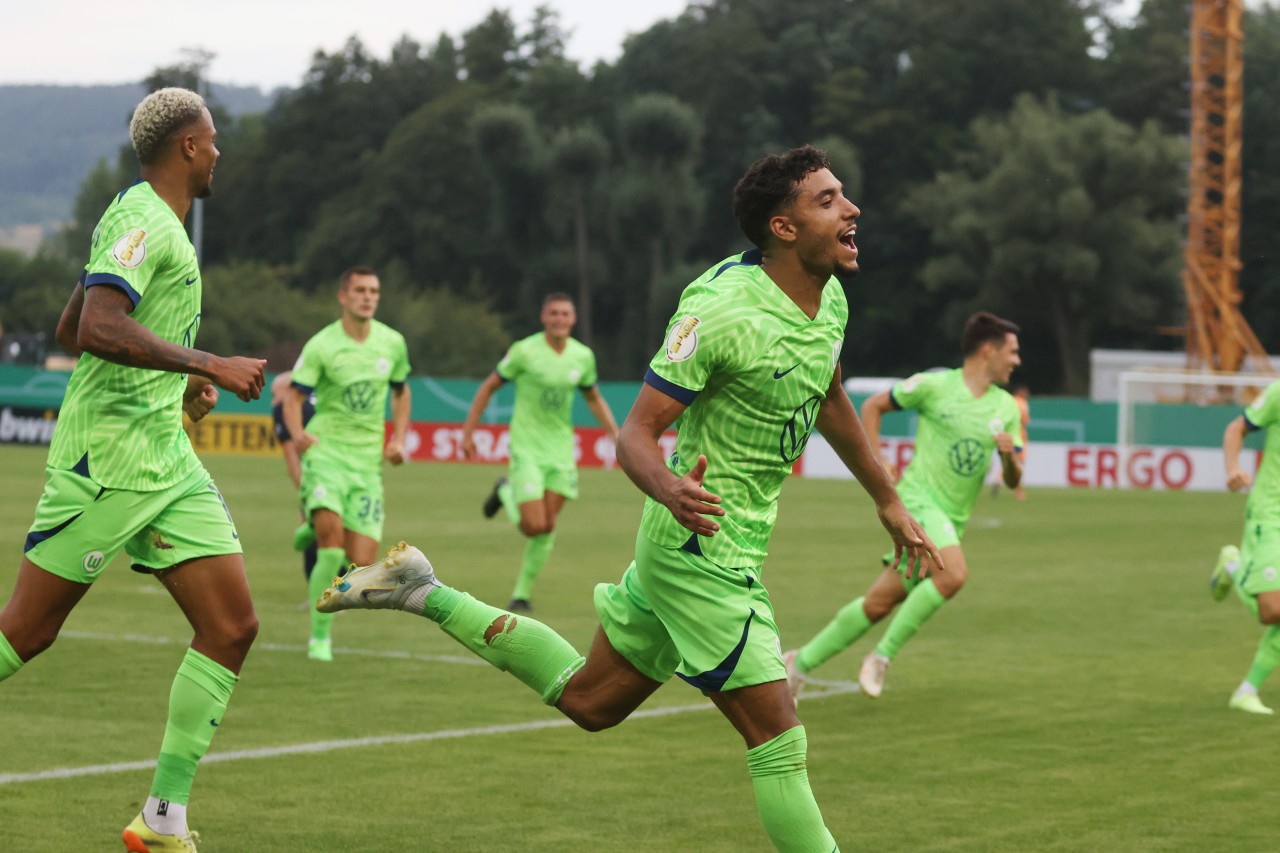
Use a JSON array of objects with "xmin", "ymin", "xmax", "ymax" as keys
[
  {"xmin": 55, "ymin": 282, "xmax": 86, "ymax": 355},
  {"xmin": 77, "ymin": 283, "xmax": 266, "ymax": 401}
]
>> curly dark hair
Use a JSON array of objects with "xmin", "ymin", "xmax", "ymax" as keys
[{"xmin": 731, "ymin": 145, "xmax": 832, "ymax": 249}]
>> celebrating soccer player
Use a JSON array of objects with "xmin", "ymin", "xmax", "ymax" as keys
[
  {"xmin": 460, "ymin": 292, "xmax": 619, "ymax": 612},
  {"xmin": 0, "ymin": 88, "xmax": 266, "ymax": 852},
  {"xmin": 785, "ymin": 312, "xmax": 1023, "ymax": 702},
  {"xmin": 1209, "ymin": 380, "xmax": 1280, "ymax": 714},
  {"xmin": 284, "ymin": 266, "xmax": 412, "ymax": 661},
  {"xmin": 314, "ymin": 145, "xmax": 941, "ymax": 850}
]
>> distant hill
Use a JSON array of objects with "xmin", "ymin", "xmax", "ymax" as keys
[{"xmin": 0, "ymin": 83, "xmax": 275, "ymax": 234}]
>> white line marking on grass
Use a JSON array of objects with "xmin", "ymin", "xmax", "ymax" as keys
[
  {"xmin": 59, "ymin": 629, "xmax": 487, "ymax": 667},
  {"xmin": 0, "ymin": 682, "xmax": 859, "ymax": 786}
]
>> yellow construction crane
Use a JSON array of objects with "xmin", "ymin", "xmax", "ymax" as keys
[{"xmin": 1183, "ymin": 0, "xmax": 1273, "ymax": 377}]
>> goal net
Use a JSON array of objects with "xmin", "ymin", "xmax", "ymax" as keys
[{"xmin": 1116, "ymin": 368, "xmax": 1275, "ymax": 489}]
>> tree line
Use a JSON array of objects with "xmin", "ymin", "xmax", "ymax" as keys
[{"xmin": 4, "ymin": 0, "xmax": 1280, "ymax": 393}]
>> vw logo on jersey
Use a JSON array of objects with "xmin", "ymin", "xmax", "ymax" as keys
[
  {"xmin": 343, "ymin": 380, "xmax": 377, "ymax": 411},
  {"xmin": 948, "ymin": 437, "xmax": 987, "ymax": 477},
  {"xmin": 541, "ymin": 387, "xmax": 568, "ymax": 411},
  {"xmin": 82, "ymin": 551, "xmax": 106, "ymax": 575},
  {"xmin": 111, "ymin": 228, "xmax": 148, "ymax": 269},
  {"xmin": 375, "ymin": 357, "xmax": 391, "ymax": 375},
  {"xmin": 780, "ymin": 395, "xmax": 823, "ymax": 463}
]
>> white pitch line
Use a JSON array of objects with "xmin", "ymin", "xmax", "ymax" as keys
[
  {"xmin": 60, "ymin": 629, "xmax": 488, "ymax": 667},
  {"xmin": 0, "ymin": 684, "xmax": 859, "ymax": 787}
]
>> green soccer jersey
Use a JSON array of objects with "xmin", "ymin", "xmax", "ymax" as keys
[
  {"xmin": 893, "ymin": 368, "xmax": 1023, "ymax": 527},
  {"xmin": 497, "ymin": 333, "xmax": 598, "ymax": 464},
  {"xmin": 291, "ymin": 319, "xmax": 411, "ymax": 471},
  {"xmin": 47, "ymin": 180, "xmax": 202, "ymax": 491},
  {"xmin": 641, "ymin": 249, "xmax": 848, "ymax": 567},
  {"xmin": 1243, "ymin": 379, "xmax": 1280, "ymax": 524}
]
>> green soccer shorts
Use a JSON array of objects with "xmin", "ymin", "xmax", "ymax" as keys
[
  {"xmin": 508, "ymin": 451, "xmax": 579, "ymax": 503},
  {"xmin": 1237, "ymin": 517, "xmax": 1280, "ymax": 617},
  {"xmin": 882, "ymin": 499, "xmax": 964, "ymax": 592},
  {"xmin": 300, "ymin": 445, "xmax": 385, "ymax": 540},
  {"xmin": 594, "ymin": 531, "xmax": 786, "ymax": 693},
  {"xmin": 24, "ymin": 462, "xmax": 242, "ymax": 584}
]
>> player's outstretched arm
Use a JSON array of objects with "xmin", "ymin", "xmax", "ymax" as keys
[
  {"xmin": 76, "ymin": 284, "xmax": 266, "ymax": 400},
  {"xmin": 995, "ymin": 433, "xmax": 1023, "ymax": 489},
  {"xmin": 1223, "ymin": 415, "xmax": 1253, "ymax": 492},
  {"xmin": 582, "ymin": 385, "xmax": 620, "ymax": 442},
  {"xmin": 385, "ymin": 383, "xmax": 412, "ymax": 465},
  {"xmin": 460, "ymin": 371, "xmax": 504, "ymax": 460},
  {"xmin": 815, "ymin": 367, "xmax": 944, "ymax": 577},
  {"xmin": 616, "ymin": 384, "xmax": 724, "ymax": 537},
  {"xmin": 55, "ymin": 282, "xmax": 86, "ymax": 356}
]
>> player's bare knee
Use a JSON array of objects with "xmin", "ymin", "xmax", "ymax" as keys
[
  {"xmin": 1258, "ymin": 601, "xmax": 1280, "ymax": 625},
  {"xmin": 558, "ymin": 693, "xmax": 623, "ymax": 732},
  {"xmin": 863, "ymin": 598, "xmax": 893, "ymax": 622},
  {"xmin": 10, "ymin": 627, "xmax": 57, "ymax": 661}
]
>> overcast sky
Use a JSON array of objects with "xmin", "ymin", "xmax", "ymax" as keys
[{"xmin": 4, "ymin": 0, "xmax": 693, "ymax": 91}]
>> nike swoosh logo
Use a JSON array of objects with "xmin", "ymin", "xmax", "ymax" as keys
[
  {"xmin": 773, "ymin": 365, "xmax": 800, "ymax": 379},
  {"xmin": 210, "ymin": 718, "xmax": 220, "ymax": 727},
  {"xmin": 185, "ymin": 276, "xmax": 197, "ymax": 286}
]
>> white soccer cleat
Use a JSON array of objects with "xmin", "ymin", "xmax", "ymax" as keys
[
  {"xmin": 782, "ymin": 649, "xmax": 807, "ymax": 708},
  {"xmin": 859, "ymin": 652, "xmax": 890, "ymax": 699},
  {"xmin": 315, "ymin": 541, "xmax": 438, "ymax": 613}
]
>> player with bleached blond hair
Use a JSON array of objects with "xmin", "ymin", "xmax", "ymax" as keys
[{"xmin": 0, "ymin": 87, "xmax": 266, "ymax": 852}]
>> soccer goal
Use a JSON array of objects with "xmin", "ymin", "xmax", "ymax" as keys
[{"xmin": 1116, "ymin": 368, "xmax": 1274, "ymax": 488}]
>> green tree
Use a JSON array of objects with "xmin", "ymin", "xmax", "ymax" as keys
[
  {"xmin": 905, "ymin": 95, "xmax": 1185, "ymax": 392},
  {"xmin": 612, "ymin": 93, "xmax": 704, "ymax": 368},
  {"xmin": 549, "ymin": 124, "xmax": 609, "ymax": 347}
]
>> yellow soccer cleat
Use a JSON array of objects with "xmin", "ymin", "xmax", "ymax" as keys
[
  {"xmin": 1228, "ymin": 691, "xmax": 1274, "ymax": 716},
  {"xmin": 122, "ymin": 813, "xmax": 200, "ymax": 852},
  {"xmin": 1209, "ymin": 545, "xmax": 1240, "ymax": 602}
]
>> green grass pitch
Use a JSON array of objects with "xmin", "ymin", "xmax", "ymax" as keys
[{"xmin": 0, "ymin": 444, "xmax": 1272, "ymax": 851}]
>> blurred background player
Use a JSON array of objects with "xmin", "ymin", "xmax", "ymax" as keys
[
  {"xmin": 284, "ymin": 265, "xmax": 411, "ymax": 661},
  {"xmin": 0, "ymin": 88, "xmax": 265, "ymax": 852},
  {"xmin": 991, "ymin": 383, "xmax": 1032, "ymax": 500},
  {"xmin": 315, "ymin": 145, "xmax": 943, "ymax": 851},
  {"xmin": 460, "ymin": 293, "xmax": 619, "ymax": 612},
  {"xmin": 1210, "ymin": 379, "xmax": 1280, "ymax": 714},
  {"xmin": 270, "ymin": 369, "xmax": 317, "ymax": 588},
  {"xmin": 786, "ymin": 312, "xmax": 1023, "ymax": 702}
]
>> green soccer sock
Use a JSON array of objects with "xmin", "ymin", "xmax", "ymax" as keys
[
  {"xmin": 0, "ymin": 630, "xmax": 23, "ymax": 682},
  {"xmin": 795, "ymin": 597, "xmax": 872, "ymax": 675},
  {"xmin": 150, "ymin": 648, "xmax": 238, "ymax": 806},
  {"xmin": 309, "ymin": 547, "xmax": 346, "ymax": 641},
  {"xmin": 1245, "ymin": 625, "xmax": 1280, "ymax": 689},
  {"xmin": 746, "ymin": 726, "xmax": 840, "ymax": 853},
  {"xmin": 421, "ymin": 585, "xmax": 585, "ymax": 705},
  {"xmin": 499, "ymin": 480, "xmax": 521, "ymax": 525},
  {"xmin": 511, "ymin": 533, "xmax": 555, "ymax": 600},
  {"xmin": 874, "ymin": 578, "xmax": 947, "ymax": 661}
]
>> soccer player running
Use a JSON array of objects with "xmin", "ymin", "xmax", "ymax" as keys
[
  {"xmin": 1209, "ymin": 380, "xmax": 1280, "ymax": 715},
  {"xmin": 0, "ymin": 88, "xmax": 265, "ymax": 852},
  {"xmin": 283, "ymin": 266, "xmax": 411, "ymax": 662},
  {"xmin": 785, "ymin": 312, "xmax": 1023, "ymax": 702},
  {"xmin": 460, "ymin": 293, "xmax": 620, "ymax": 612},
  {"xmin": 315, "ymin": 145, "xmax": 942, "ymax": 851}
]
